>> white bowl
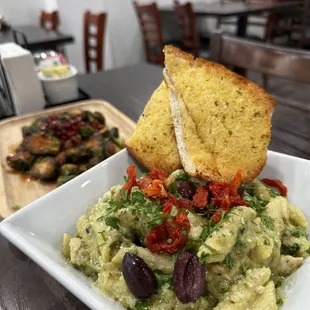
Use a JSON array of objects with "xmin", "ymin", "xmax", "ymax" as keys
[
  {"xmin": 0, "ymin": 149, "xmax": 310, "ymax": 310},
  {"xmin": 38, "ymin": 65, "xmax": 79, "ymax": 104}
]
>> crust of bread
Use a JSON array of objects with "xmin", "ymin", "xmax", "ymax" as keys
[{"xmin": 164, "ymin": 45, "xmax": 276, "ymax": 182}]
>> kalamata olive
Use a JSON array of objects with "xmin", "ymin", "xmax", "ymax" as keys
[
  {"xmin": 176, "ymin": 180, "xmax": 196, "ymax": 199},
  {"xmin": 122, "ymin": 253, "xmax": 157, "ymax": 299},
  {"xmin": 173, "ymin": 252, "xmax": 206, "ymax": 304}
]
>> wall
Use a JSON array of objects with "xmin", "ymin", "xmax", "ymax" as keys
[{"xmin": 0, "ymin": 0, "xmax": 43, "ymax": 26}]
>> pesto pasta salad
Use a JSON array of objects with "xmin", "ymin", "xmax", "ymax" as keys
[{"xmin": 62, "ymin": 166, "xmax": 310, "ymax": 309}]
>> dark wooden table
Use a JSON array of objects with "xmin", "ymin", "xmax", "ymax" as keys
[
  {"xmin": 0, "ymin": 63, "xmax": 309, "ymax": 310},
  {"xmin": 159, "ymin": 1, "xmax": 301, "ymax": 37},
  {"xmin": 0, "ymin": 26, "xmax": 74, "ymax": 52}
]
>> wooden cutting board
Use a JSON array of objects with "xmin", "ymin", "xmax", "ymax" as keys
[{"xmin": 0, "ymin": 100, "xmax": 136, "ymax": 218}]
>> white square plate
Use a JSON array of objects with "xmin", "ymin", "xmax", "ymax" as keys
[{"xmin": 1, "ymin": 149, "xmax": 310, "ymax": 310}]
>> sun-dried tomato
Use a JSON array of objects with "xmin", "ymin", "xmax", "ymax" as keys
[
  {"xmin": 137, "ymin": 176, "xmax": 153, "ymax": 190},
  {"xmin": 149, "ymin": 168, "xmax": 168, "ymax": 181},
  {"xmin": 175, "ymin": 211, "xmax": 191, "ymax": 233},
  {"xmin": 261, "ymin": 178, "xmax": 287, "ymax": 196},
  {"xmin": 192, "ymin": 186, "xmax": 209, "ymax": 208},
  {"xmin": 229, "ymin": 169, "xmax": 243, "ymax": 196},
  {"xmin": 209, "ymin": 170, "xmax": 248, "ymax": 211},
  {"xmin": 212, "ymin": 212, "xmax": 222, "ymax": 223},
  {"xmin": 161, "ymin": 194, "xmax": 192, "ymax": 211},
  {"xmin": 143, "ymin": 179, "xmax": 167, "ymax": 198},
  {"xmin": 123, "ymin": 165, "xmax": 137, "ymax": 193},
  {"xmin": 146, "ymin": 211, "xmax": 190, "ymax": 254},
  {"xmin": 162, "ymin": 201, "xmax": 174, "ymax": 214}
]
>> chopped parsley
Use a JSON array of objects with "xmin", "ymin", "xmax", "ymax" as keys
[
  {"xmin": 199, "ymin": 212, "xmax": 227, "ymax": 242},
  {"xmin": 105, "ymin": 216, "xmax": 120, "ymax": 229},
  {"xmin": 275, "ymin": 279, "xmax": 283, "ymax": 288},
  {"xmin": 220, "ymin": 287, "xmax": 228, "ymax": 295},
  {"xmin": 134, "ymin": 299, "xmax": 152, "ymax": 310},
  {"xmin": 200, "ymin": 251, "xmax": 210, "ymax": 261},
  {"xmin": 239, "ymin": 264, "xmax": 249, "ymax": 276},
  {"xmin": 281, "ymin": 243, "xmax": 300, "ymax": 256},
  {"xmin": 236, "ymin": 228, "xmax": 245, "ymax": 248},
  {"xmin": 306, "ymin": 248, "xmax": 310, "ymax": 255},
  {"xmin": 289, "ymin": 227, "xmax": 306, "ymax": 238},
  {"xmin": 204, "ymin": 244, "xmax": 217, "ymax": 253},
  {"xmin": 277, "ymin": 298, "xmax": 284, "ymax": 306},
  {"xmin": 243, "ymin": 193, "xmax": 268, "ymax": 213},
  {"xmin": 223, "ymin": 253, "xmax": 234, "ymax": 269},
  {"xmin": 168, "ymin": 182, "xmax": 178, "ymax": 195},
  {"xmin": 153, "ymin": 269, "xmax": 172, "ymax": 289},
  {"xmin": 260, "ymin": 215, "xmax": 274, "ymax": 230},
  {"xmin": 147, "ymin": 213, "xmax": 173, "ymax": 227},
  {"xmin": 263, "ymin": 236, "xmax": 270, "ymax": 245}
]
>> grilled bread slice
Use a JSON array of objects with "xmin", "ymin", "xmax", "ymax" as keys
[
  {"xmin": 164, "ymin": 45, "xmax": 276, "ymax": 182},
  {"xmin": 125, "ymin": 81, "xmax": 182, "ymax": 173}
]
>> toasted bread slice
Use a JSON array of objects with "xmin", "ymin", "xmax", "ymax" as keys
[
  {"xmin": 125, "ymin": 81, "xmax": 182, "ymax": 173},
  {"xmin": 164, "ymin": 69, "xmax": 216, "ymax": 180},
  {"xmin": 164, "ymin": 45, "xmax": 276, "ymax": 182}
]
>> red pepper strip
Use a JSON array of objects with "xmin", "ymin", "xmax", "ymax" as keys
[
  {"xmin": 143, "ymin": 180, "xmax": 167, "ymax": 198},
  {"xmin": 261, "ymin": 178, "xmax": 287, "ymax": 197},
  {"xmin": 122, "ymin": 165, "xmax": 137, "ymax": 193},
  {"xmin": 192, "ymin": 186, "xmax": 209, "ymax": 208},
  {"xmin": 149, "ymin": 168, "xmax": 168, "ymax": 181},
  {"xmin": 229, "ymin": 169, "xmax": 243, "ymax": 196}
]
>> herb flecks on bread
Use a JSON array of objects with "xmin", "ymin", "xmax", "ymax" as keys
[
  {"xmin": 126, "ymin": 82, "xmax": 182, "ymax": 173},
  {"xmin": 164, "ymin": 45, "xmax": 275, "ymax": 182}
]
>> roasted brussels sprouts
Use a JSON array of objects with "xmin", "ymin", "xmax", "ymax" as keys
[
  {"xmin": 103, "ymin": 140, "xmax": 122, "ymax": 157},
  {"xmin": 29, "ymin": 157, "xmax": 57, "ymax": 181},
  {"xmin": 60, "ymin": 164, "xmax": 79, "ymax": 176},
  {"xmin": 24, "ymin": 133, "xmax": 61, "ymax": 155},
  {"xmin": 94, "ymin": 112, "xmax": 105, "ymax": 125},
  {"xmin": 7, "ymin": 151, "xmax": 34, "ymax": 171},
  {"xmin": 55, "ymin": 152, "xmax": 66, "ymax": 166},
  {"xmin": 79, "ymin": 125, "xmax": 95, "ymax": 138},
  {"xmin": 65, "ymin": 145, "xmax": 92, "ymax": 162},
  {"xmin": 57, "ymin": 175, "xmax": 77, "ymax": 186}
]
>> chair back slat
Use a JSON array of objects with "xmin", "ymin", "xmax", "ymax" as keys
[
  {"xmin": 84, "ymin": 11, "xmax": 106, "ymax": 73},
  {"xmin": 174, "ymin": 1, "xmax": 199, "ymax": 57},
  {"xmin": 134, "ymin": 2, "xmax": 164, "ymax": 65},
  {"xmin": 40, "ymin": 11, "xmax": 59, "ymax": 31},
  {"xmin": 210, "ymin": 32, "xmax": 310, "ymax": 84}
]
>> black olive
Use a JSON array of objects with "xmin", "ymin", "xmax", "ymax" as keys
[
  {"xmin": 176, "ymin": 180, "xmax": 196, "ymax": 199},
  {"xmin": 173, "ymin": 252, "xmax": 206, "ymax": 303},
  {"xmin": 122, "ymin": 253, "xmax": 157, "ymax": 299}
]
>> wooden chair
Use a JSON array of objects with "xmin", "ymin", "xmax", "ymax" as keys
[
  {"xmin": 40, "ymin": 11, "xmax": 59, "ymax": 31},
  {"xmin": 210, "ymin": 32, "xmax": 310, "ymax": 158},
  {"xmin": 134, "ymin": 2, "xmax": 164, "ymax": 65},
  {"xmin": 273, "ymin": 0, "xmax": 310, "ymax": 48},
  {"xmin": 173, "ymin": 1, "xmax": 199, "ymax": 57},
  {"xmin": 84, "ymin": 11, "xmax": 106, "ymax": 73}
]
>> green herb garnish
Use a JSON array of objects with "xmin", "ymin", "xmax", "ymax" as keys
[
  {"xmin": 134, "ymin": 299, "xmax": 152, "ymax": 310},
  {"xmin": 289, "ymin": 227, "xmax": 306, "ymax": 238},
  {"xmin": 282, "ymin": 243, "xmax": 300, "ymax": 256},
  {"xmin": 239, "ymin": 264, "xmax": 248, "ymax": 276},
  {"xmin": 105, "ymin": 216, "xmax": 120, "ymax": 229},
  {"xmin": 260, "ymin": 215, "xmax": 274, "ymax": 230},
  {"xmin": 220, "ymin": 287, "xmax": 228, "ymax": 295},
  {"xmin": 223, "ymin": 253, "xmax": 233, "ymax": 269}
]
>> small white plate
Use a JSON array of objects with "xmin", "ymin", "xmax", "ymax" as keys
[{"xmin": 0, "ymin": 149, "xmax": 310, "ymax": 310}]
